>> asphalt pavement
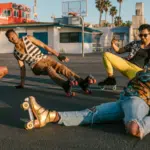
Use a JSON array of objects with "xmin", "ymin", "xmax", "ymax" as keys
[{"xmin": 0, "ymin": 53, "xmax": 149, "ymax": 150}]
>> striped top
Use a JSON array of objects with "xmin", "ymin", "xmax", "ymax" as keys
[{"xmin": 14, "ymin": 36, "xmax": 47, "ymax": 68}]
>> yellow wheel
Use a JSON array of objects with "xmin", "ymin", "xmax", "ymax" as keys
[
  {"xmin": 21, "ymin": 102, "xmax": 29, "ymax": 110},
  {"xmin": 25, "ymin": 121, "xmax": 34, "ymax": 130}
]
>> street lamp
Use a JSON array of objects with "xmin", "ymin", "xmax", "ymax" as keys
[{"xmin": 68, "ymin": 12, "xmax": 85, "ymax": 57}]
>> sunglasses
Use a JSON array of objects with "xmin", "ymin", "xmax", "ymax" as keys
[{"xmin": 139, "ymin": 33, "xmax": 150, "ymax": 38}]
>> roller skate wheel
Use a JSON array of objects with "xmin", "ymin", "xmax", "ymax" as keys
[
  {"xmin": 93, "ymin": 79, "xmax": 97, "ymax": 84},
  {"xmin": 70, "ymin": 81, "xmax": 74, "ymax": 86},
  {"xmin": 72, "ymin": 92, "xmax": 76, "ymax": 96},
  {"xmin": 66, "ymin": 92, "xmax": 76, "ymax": 97},
  {"xmin": 99, "ymin": 86, "xmax": 105, "ymax": 90},
  {"xmin": 85, "ymin": 90, "xmax": 92, "ymax": 94},
  {"xmin": 66, "ymin": 93, "xmax": 71, "ymax": 97},
  {"xmin": 88, "ymin": 80, "xmax": 93, "ymax": 84},
  {"xmin": 21, "ymin": 102, "xmax": 29, "ymax": 110},
  {"xmin": 75, "ymin": 81, "xmax": 78, "ymax": 86},
  {"xmin": 112, "ymin": 85, "xmax": 117, "ymax": 90},
  {"xmin": 25, "ymin": 121, "xmax": 34, "ymax": 130}
]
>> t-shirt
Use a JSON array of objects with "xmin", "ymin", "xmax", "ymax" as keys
[{"xmin": 120, "ymin": 40, "xmax": 150, "ymax": 68}]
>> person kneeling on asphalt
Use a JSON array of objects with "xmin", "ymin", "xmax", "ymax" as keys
[
  {"xmin": 22, "ymin": 67, "xmax": 150, "ymax": 139},
  {"xmin": 5, "ymin": 29, "xmax": 96, "ymax": 96}
]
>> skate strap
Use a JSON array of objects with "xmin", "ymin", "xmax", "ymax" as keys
[{"xmin": 49, "ymin": 111, "xmax": 57, "ymax": 122}]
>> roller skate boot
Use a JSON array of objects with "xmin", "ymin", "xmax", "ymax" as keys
[
  {"xmin": 98, "ymin": 76, "xmax": 117, "ymax": 90},
  {"xmin": 21, "ymin": 96, "xmax": 57, "ymax": 130},
  {"xmin": 79, "ymin": 75, "xmax": 96, "ymax": 94},
  {"xmin": 63, "ymin": 77, "xmax": 78, "ymax": 97}
]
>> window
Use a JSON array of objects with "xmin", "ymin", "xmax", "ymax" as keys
[
  {"xmin": 14, "ymin": 10, "xmax": 18, "ymax": 17},
  {"xmin": 26, "ymin": 14, "xmax": 30, "ymax": 19},
  {"xmin": 60, "ymin": 32, "xmax": 80, "ymax": 43},
  {"xmin": 2, "ymin": 10, "xmax": 11, "ymax": 17},
  {"xmin": 22, "ymin": 12, "xmax": 26, "ymax": 18}
]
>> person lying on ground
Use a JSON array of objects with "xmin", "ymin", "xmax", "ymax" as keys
[{"xmin": 23, "ymin": 68, "xmax": 150, "ymax": 139}]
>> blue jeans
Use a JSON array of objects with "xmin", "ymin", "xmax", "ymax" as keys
[{"xmin": 58, "ymin": 95, "xmax": 150, "ymax": 138}]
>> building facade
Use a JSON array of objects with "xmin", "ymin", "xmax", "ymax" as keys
[
  {"xmin": 0, "ymin": 2, "xmax": 35, "ymax": 24},
  {"xmin": 0, "ymin": 23, "xmax": 102, "ymax": 54}
]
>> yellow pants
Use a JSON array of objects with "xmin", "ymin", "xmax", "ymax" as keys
[{"xmin": 103, "ymin": 52, "xmax": 143, "ymax": 79}]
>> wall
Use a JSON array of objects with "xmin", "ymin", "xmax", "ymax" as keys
[
  {"xmin": 0, "ymin": 25, "xmax": 93, "ymax": 54},
  {"xmin": 59, "ymin": 43, "xmax": 93, "ymax": 53},
  {"xmin": 95, "ymin": 27, "xmax": 130, "ymax": 48},
  {"xmin": 54, "ymin": 27, "xmax": 93, "ymax": 53},
  {"xmin": 0, "ymin": 30, "xmax": 14, "ymax": 53}
]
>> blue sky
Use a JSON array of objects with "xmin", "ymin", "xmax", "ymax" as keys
[{"xmin": 0, "ymin": 0, "xmax": 150, "ymax": 24}]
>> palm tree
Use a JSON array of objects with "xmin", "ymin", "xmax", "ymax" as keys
[
  {"xmin": 103, "ymin": 0, "xmax": 112, "ymax": 23},
  {"xmin": 95, "ymin": 0, "xmax": 105, "ymax": 26},
  {"xmin": 117, "ymin": 0, "xmax": 123, "ymax": 18},
  {"xmin": 110, "ymin": 6, "xmax": 117, "ymax": 24},
  {"xmin": 125, "ymin": 20, "xmax": 132, "ymax": 27},
  {"xmin": 114, "ymin": 16, "xmax": 122, "ymax": 26}
]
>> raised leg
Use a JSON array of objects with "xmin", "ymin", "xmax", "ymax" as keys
[
  {"xmin": 52, "ymin": 62, "xmax": 81, "ymax": 80},
  {"xmin": 47, "ymin": 67, "xmax": 78, "ymax": 96}
]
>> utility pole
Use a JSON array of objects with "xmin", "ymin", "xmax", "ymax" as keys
[
  {"xmin": 33, "ymin": 0, "xmax": 38, "ymax": 20},
  {"xmin": 68, "ymin": 12, "xmax": 85, "ymax": 57}
]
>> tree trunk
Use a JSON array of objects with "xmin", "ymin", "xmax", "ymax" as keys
[
  {"xmin": 99, "ymin": 12, "xmax": 102, "ymax": 26},
  {"xmin": 105, "ymin": 11, "xmax": 107, "ymax": 23},
  {"xmin": 112, "ymin": 16, "xmax": 114, "ymax": 24},
  {"xmin": 119, "ymin": 3, "xmax": 121, "ymax": 17}
]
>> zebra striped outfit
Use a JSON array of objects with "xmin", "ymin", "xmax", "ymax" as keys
[{"xmin": 14, "ymin": 36, "xmax": 47, "ymax": 68}]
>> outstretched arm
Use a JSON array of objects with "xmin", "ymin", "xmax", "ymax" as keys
[{"xmin": 28, "ymin": 36, "xmax": 69, "ymax": 62}]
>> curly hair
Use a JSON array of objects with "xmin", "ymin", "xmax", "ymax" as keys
[
  {"xmin": 5, "ymin": 29, "xmax": 17, "ymax": 37},
  {"xmin": 138, "ymin": 24, "xmax": 150, "ymax": 32}
]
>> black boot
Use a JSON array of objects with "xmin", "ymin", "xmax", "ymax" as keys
[
  {"xmin": 62, "ymin": 77, "xmax": 78, "ymax": 96},
  {"xmin": 78, "ymin": 75, "xmax": 96, "ymax": 94},
  {"xmin": 98, "ymin": 76, "xmax": 117, "ymax": 90}
]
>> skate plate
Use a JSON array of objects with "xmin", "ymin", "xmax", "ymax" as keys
[
  {"xmin": 99, "ymin": 85, "xmax": 117, "ymax": 91},
  {"xmin": 21, "ymin": 97, "xmax": 35, "ymax": 130}
]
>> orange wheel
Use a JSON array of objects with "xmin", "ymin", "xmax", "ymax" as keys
[
  {"xmin": 25, "ymin": 121, "xmax": 34, "ymax": 130},
  {"xmin": 21, "ymin": 102, "xmax": 29, "ymax": 110},
  {"xmin": 72, "ymin": 92, "xmax": 76, "ymax": 96},
  {"xmin": 75, "ymin": 81, "xmax": 78, "ymax": 86},
  {"xmin": 93, "ymin": 79, "xmax": 97, "ymax": 84},
  {"xmin": 89, "ymin": 79, "xmax": 93, "ymax": 84}
]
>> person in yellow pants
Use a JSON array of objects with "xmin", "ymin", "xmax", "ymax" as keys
[{"xmin": 98, "ymin": 24, "xmax": 150, "ymax": 90}]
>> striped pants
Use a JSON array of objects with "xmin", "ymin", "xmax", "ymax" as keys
[{"xmin": 32, "ymin": 56, "xmax": 81, "ymax": 87}]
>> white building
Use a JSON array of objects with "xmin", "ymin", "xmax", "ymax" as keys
[{"xmin": 0, "ymin": 22, "xmax": 102, "ymax": 54}]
